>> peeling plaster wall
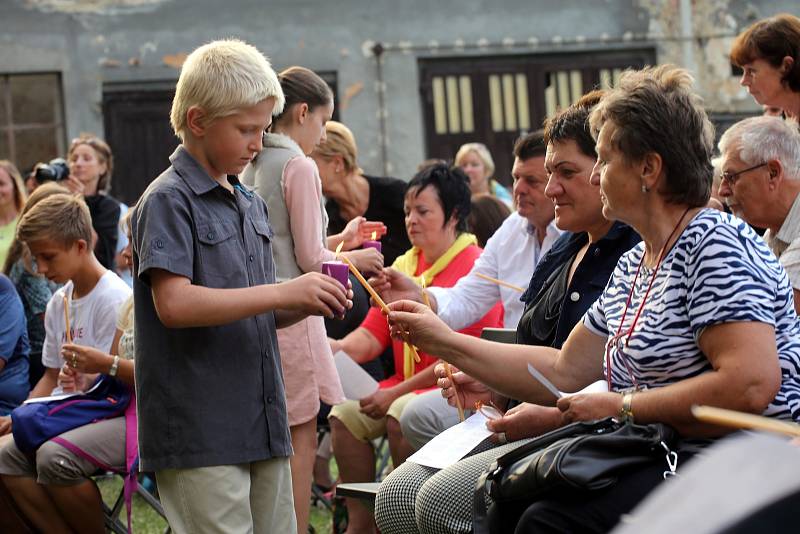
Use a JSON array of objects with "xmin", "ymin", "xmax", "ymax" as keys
[{"xmin": 3, "ymin": 0, "xmax": 799, "ymax": 181}]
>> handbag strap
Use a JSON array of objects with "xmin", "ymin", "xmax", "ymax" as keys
[
  {"xmin": 472, "ymin": 466, "xmax": 494, "ymax": 534},
  {"xmin": 49, "ymin": 389, "xmax": 138, "ymax": 534}
]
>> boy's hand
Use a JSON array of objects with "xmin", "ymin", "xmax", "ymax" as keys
[{"xmin": 282, "ymin": 272, "xmax": 351, "ymax": 318}]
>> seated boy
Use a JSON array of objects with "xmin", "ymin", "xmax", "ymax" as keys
[
  {"xmin": 25, "ymin": 196, "xmax": 131, "ymax": 400},
  {"xmin": 131, "ymin": 39, "xmax": 350, "ymax": 534},
  {"xmin": 0, "ymin": 193, "xmax": 131, "ymax": 532}
]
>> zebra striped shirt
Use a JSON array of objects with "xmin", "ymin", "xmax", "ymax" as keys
[{"xmin": 584, "ymin": 209, "xmax": 800, "ymax": 423}]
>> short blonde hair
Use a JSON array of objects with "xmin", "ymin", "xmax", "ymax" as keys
[
  {"xmin": 170, "ymin": 39, "xmax": 285, "ymax": 140},
  {"xmin": 454, "ymin": 143, "xmax": 495, "ymax": 179},
  {"xmin": 0, "ymin": 160, "xmax": 26, "ymax": 212},
  {"xmin": 313, "ymin": 121, "xmax": 362, "ymax": 175},
  {"xmin": 16, "ymin": 193, "xmax": 93, "ymax": 247}
]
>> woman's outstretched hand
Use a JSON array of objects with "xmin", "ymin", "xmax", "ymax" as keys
[
  {"xmin": 387, "ymin": 299, "xmax": 454, "ymax": 354},
  {"xmin": 340, "ymin": 216, "xmax": 387, "ymax": 250}
]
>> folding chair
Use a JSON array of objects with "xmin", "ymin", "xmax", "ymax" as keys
[{"xmin": 100, "ymin": 471, "xmax": 171, "ymax": 534}]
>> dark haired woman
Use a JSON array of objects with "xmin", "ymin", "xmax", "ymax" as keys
[
  {"xmin": 329, "ymin": 164, "xmax": 503, "ymax": 533},
  {"xmin": 731, "ymin": 13, "xmax": 800, "ymax": 120},
  {"xmin": 242, "ymin": 65, "xmax": 383, "ymax": 532}
]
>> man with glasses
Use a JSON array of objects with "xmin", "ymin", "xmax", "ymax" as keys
[{"xmin": 718, "ymin": 115, "xmax": 800, "ymax": 311}]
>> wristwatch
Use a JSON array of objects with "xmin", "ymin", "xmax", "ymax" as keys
[
  {"xmin": 109, "ymin": 355, "xmax": 120, "ymax": 377},
  {"xmin": 619, "ymin": 391, "xmax": 635, "ymax": 423}
]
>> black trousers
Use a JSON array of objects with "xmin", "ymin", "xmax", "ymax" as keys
[{"xmin": 501, "ymin": 452, "xmax": 695, "ymax": 534}]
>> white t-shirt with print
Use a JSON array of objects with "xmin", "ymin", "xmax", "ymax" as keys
[{"xmin": 41, "ymin": 270, "xmax": 132, "ymax": 370}]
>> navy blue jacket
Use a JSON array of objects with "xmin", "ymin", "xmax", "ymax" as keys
[{"xmin": 518, "ymin": 221, "xmax": 641, "ymax": 349}]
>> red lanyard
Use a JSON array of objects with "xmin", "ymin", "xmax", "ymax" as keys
[{"xmin": 605, "ymin": 208, "xmax": 691, "ymax": 390}]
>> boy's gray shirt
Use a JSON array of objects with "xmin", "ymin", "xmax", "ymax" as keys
[{"xmin": 131, "ymin": 146, "xmax": 291, "ymax": 471}]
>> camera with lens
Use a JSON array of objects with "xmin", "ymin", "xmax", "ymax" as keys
[{"xmin": 34, "ymin": 158, "xmax": 70, "ymax": 183}]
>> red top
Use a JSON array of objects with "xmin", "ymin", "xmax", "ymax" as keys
[{"xmin": 360, "ymin": 244, "xmax": 504, "ymax": 390}]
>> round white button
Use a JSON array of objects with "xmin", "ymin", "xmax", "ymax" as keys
[{"xmin": 570, "ymin": 291, "xmax": 580, "ymax": 302}]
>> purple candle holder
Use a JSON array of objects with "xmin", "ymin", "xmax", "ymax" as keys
[
  {"xmin": 322, "ymin": 260, "xmax": 350, "ymax": 290},
  {"xmin": 362, "ymin": 240, "xmax": 382, "ymax": 253}
]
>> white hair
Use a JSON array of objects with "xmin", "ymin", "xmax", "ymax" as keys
[
  {"xmin": 718, "ymin": 116, "xmax": 800, "ymax": 179},
  {"xmin": 170, "ymin": 39, "xmax": 285, "ymax": 141}
]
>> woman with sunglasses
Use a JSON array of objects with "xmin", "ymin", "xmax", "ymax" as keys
[{"xmin": 384, "ymin": 65, "xmax": 800, "ymax": 533}]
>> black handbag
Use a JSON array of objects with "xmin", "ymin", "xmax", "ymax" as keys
[{"xmin": 473, "ymin": 417, "xmax": 678, "ymax": 534}]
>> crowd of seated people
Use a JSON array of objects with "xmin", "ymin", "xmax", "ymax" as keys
[{"xmin": 0, "ymin": 12, "xmax": 798, "ymax": 534}]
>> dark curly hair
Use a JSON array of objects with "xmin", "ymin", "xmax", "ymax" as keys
[{"xmin": 406, "ymin": 163, "xmax": 472, "ymax": 233}]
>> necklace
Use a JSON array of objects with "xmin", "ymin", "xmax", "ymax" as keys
[{"xmin": 605, "ymin": 207, "xmax": 692, "ymax": 390}]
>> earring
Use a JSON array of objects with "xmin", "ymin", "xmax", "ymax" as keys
[{"xmin": 641, "ymin": 184, "xmax": 649, "ymax": 193}]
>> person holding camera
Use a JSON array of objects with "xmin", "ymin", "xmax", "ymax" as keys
[{"xmin": 31, "ymin": 135, "xmax": 121, "ymax": 271}]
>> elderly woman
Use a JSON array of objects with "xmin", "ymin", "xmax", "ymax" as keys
[
  {"xmin": 455, "ymin": 142, "xmax": 513, "ymax": 207},
  {"xmin": 386, "ymin": 65, "xmax": 800, "ymax": 533},
  {"xmin": 731, "ymin": 13, "xmax": 800, "ymax": 120},
  {"xmin": 375, "ymin": 91, "xmax": 641, "ymax": 534},
  {"xmin": 330, "ymin": 164, "xmax": 503, "ymax": 534}
]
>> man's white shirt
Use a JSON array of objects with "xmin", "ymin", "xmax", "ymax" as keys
[{"xmin": 428, "ymin": 212, "xmax": 562, "ymax": 331}]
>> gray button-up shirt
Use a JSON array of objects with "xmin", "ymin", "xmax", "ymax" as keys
[{"xmin": 131, "ymin": 146, "xmax": 291, "ymax": 471}]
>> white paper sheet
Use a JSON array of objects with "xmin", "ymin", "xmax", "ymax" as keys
[
  {"xmin": 333, "ymin": 350, "xmax": 379, "ymax": 400},
  {"xmin": 560, "ymin": 380, "xmax": 609, "ymax": 398},
  {"xmin": 407, "ymin": 411, "xmax": 494, "ymax": 469},
  {"xmin": 23, "ymin": 378, "xmax": 104, "ymax": 404}
]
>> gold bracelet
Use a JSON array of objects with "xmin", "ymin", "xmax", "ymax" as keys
[{"xmin": 620, "ymin": 391, "xmax": 635, "ymax": 423}]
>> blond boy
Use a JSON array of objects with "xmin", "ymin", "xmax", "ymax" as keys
[
  {"xmin": 131, "ymin": 39, "xmax": 350, "ymax": 534},
  {"xmin": 20, "ymin": 194, "xmax": 131, "ymax": 399}
]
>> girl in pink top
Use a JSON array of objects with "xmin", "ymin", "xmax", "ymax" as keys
[{"xmin": 241, "ymin": 66, "xmax": 384, "ymax": 533}]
